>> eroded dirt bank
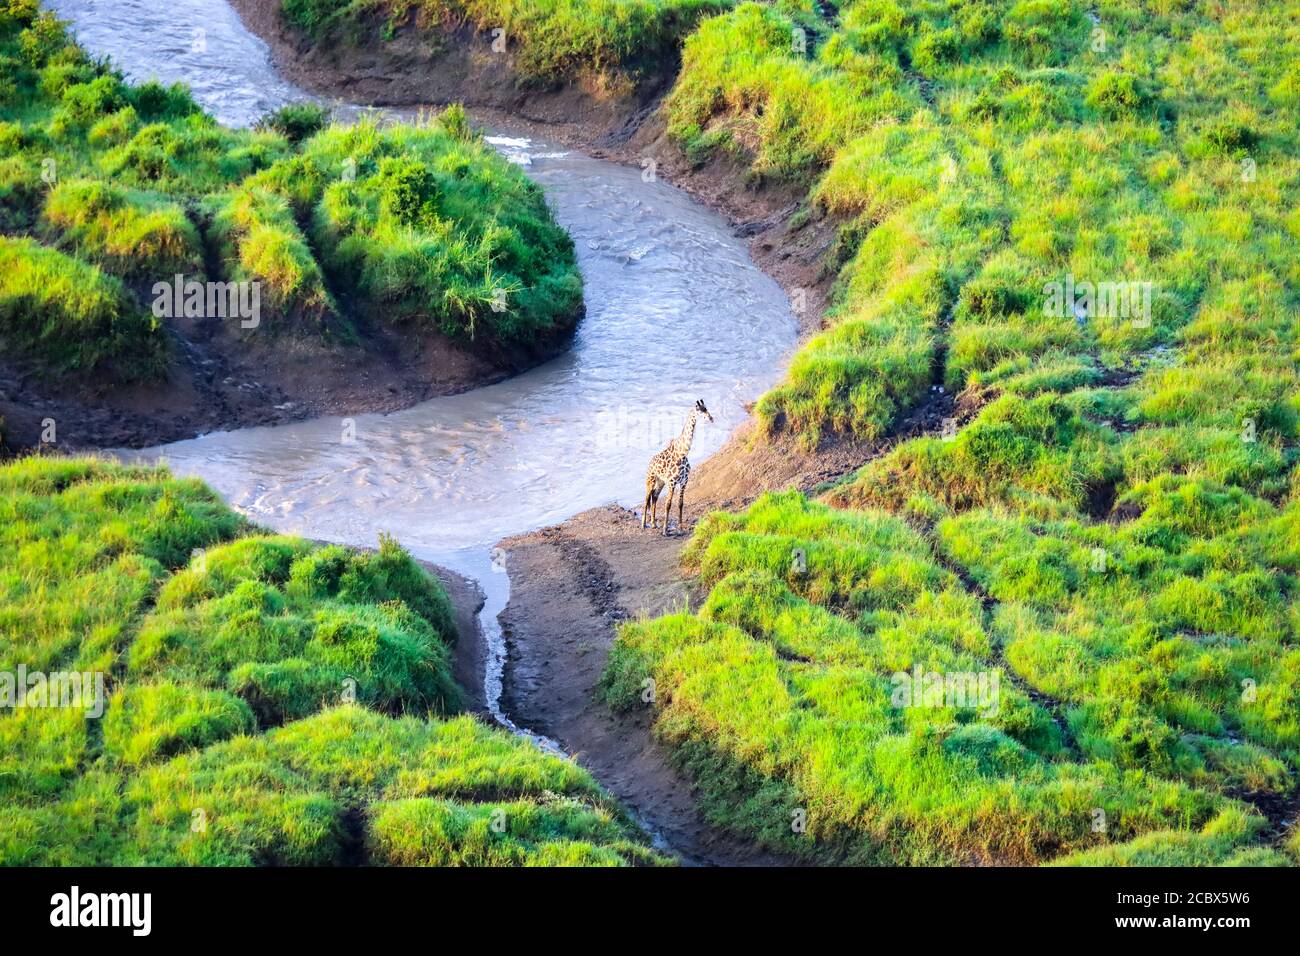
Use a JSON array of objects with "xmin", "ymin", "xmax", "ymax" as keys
[
  {"xmin": 0, "ymin": 312, "xmax": 575, "ymax": 455},
  {"xmin": 420, "ymin": 560, "xmax": 490, "ymax": 716},
  {"xmin": 228, "ymin": 0, "xmax": 663, "ymax": 136}
]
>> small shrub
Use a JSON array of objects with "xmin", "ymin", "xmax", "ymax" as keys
[{"xmin": 259, "ymin": 101, "xmax": 329, "ymax": 144}]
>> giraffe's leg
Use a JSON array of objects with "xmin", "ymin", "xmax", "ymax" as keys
[
  {"xmin": 678, "ymin": 463, "xmax": 690, "ymax": 531},
  {"xmin": 662, "ymin": 484, "xmax": 675, "ymax": 536},
  {"xmin": 643, "ymin": 476, "xmax": 662, "ymax": 529}
]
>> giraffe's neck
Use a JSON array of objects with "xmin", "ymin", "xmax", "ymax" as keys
[{"xmin": 673, "ymin": 409, "xmax": 699, "ymax": 456}]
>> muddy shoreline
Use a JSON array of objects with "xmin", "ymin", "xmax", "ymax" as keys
[
  {"xmin": 418, "ymin": 560, "xmax": 490, "ymax": 717},
  {"xmin": 497, "ymin": 506, "xmax": 793, "ymax": 866},
  {"xmin": 0, "ymin": 315, "xmax": 577, "ymax": 456}
]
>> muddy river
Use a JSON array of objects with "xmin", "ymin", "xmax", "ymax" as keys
[{"xmin": 53, "ymin": 0, "xmax": 797, "ymax": 744}]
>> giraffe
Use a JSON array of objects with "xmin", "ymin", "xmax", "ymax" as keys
[{"xmin": 642, "ymin": 399, "xmax": 713, "ymax": 535}]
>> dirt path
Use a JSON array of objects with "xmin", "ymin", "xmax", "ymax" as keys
[{"xmin": 498, "ymin": 505, "xmax": 792, "ymax": 865}]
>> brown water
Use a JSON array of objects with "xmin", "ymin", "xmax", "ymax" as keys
[{"xmin": 56, "ymin": 0, "xmax": 798, "ymax": 752}]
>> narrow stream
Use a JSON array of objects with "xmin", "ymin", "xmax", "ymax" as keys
[{"xmin": 55, "ymin": 2, "xmax": 797, "ymax": 755}]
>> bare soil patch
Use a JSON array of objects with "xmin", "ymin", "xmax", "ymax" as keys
[{"xmin": 1, "ymin": 304, "xmax": 574, "ymax": 454}]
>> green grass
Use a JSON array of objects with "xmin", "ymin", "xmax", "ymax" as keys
[
  {"xmin": 667, "ymin": 3, "xmax": 920, "ymax": 184},
  {"xmin": 280, "ymin": 0, "xmax": 731, "ymax": 87},
  {"xmin": 207, "ymin": 185, "xmax": 338, "ymax": 327},
  {"xmin": 0, "ymin": 234, "xmax": 165, "ymax": 377},
  {"xmin": 41, "ymin": 178, "xmax": 204, "ymax": 277},
  {"xmin": 607, "ymin": 490, "xmax": 1296, "ymax": 865},
  {"xmin": 0, "ymin": 456, "xmax": 663, "ymax": 866},
  {"xmin": 654, "ymin": 0, "xmax": 1300, "ymax": 447},
  {"xmin": 0, "ymin": 2, "xmax": 582, "ymax": 380},
  {"xmin": 834, "ymin": 392, "xmax": 1121, "ymax": 515},
  {"xmin": 258, "ymin": 102, "xmax": 330, "ymax": 144},
  {"xmin": 605, "ymin": 0, "xmax": 1300, "ymax": 866},
  {"xmin": 271, "ymin": 112, "xmax": 583, "ymax": 342}
]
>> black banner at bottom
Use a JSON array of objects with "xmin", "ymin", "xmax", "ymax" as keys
[{"xmin": 0, "ymin": 865, "xmax": 1291, "ymax": 942}]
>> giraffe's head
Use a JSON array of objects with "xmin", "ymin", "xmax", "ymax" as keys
[{"xmin": 694, "ymin": 399, "xmax": 714, "ymax": 424}]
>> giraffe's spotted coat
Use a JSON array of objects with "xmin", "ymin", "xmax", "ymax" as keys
[{"xmin": 642, "ymin": 400, "xmax": 712, "ymax": 535}]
